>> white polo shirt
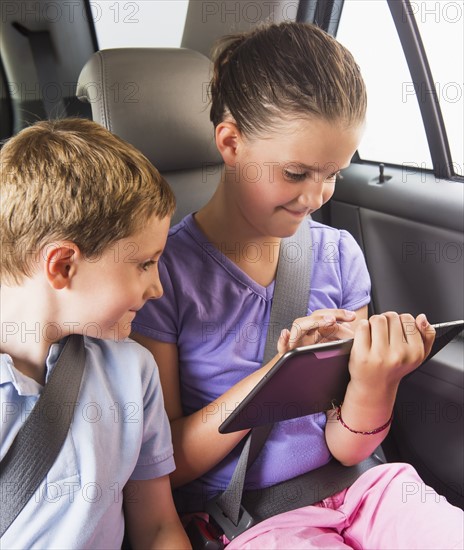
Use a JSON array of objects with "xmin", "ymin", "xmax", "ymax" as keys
[{"xmin": 0, "ymin": 336, "xmax": 175, "ymax": 549}]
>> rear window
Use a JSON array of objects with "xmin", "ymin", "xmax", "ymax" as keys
[{"xmin": 92, "ymin": 0, "xmax": 189, "ymax": 48}]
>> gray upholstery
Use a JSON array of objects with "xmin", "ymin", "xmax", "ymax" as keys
[
  {"xmin": 76, "ymin": 48, "xmax": 222, "ymax": 223},
  {"xmin": 1, "ymin": 0, "xmax": 94, "ymax": 134}
]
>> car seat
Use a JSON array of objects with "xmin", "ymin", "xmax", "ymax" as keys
[{"xmin": 76, "ymin": 48, "xmax": 222, "ymax": 224}]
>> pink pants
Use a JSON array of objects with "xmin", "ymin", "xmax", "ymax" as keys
[{"xmin": 226, "ymin": 463, "xmax": 464, "ymax": 549}]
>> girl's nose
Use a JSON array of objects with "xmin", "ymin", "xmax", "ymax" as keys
[
  {"xmin": 297, "ymin": 188, "xmax": 324, "ymax": 211},
  {"xmin": 297, "ymin": 175, "xmax": 327, "ymax": 211}
]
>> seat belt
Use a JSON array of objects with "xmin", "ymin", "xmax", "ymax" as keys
[
  {"xmin": 12, "ymin": 23, "xmax": 67, "ymax": 119},
  {"xmin": 0, "ymin": 334, "xmax": 86, "ymax": 537},
  {"xmin": 205, "ymin": 220, "xmax": 313, "ymax": 536},
  {"xmin": 223, "ymin": 214, "xmax": 314, "ymax": 524}
]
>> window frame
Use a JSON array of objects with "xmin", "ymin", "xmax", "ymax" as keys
[
  {"xmin": 388, "ymin": 0, "xmax": 460, "ymax": 181},
  {"xmin": 297, "ymin": 0, "xmax": 463, "ymax": 182}
]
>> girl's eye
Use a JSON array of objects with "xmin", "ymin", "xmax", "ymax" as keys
[
  {"xmin": 283, "ymin": 169, "xmax": 341, "ymax": 183},
  {"xmin": 283, "ymin": 170, "xmax": 307, "ymax": 182},
  {"xmin": 140, "ymin": 260, "xmax": 156, "ymax": 272},
  {"xmin": 327, "ymin": 171, "xmax": 341, "ymax": 182}
]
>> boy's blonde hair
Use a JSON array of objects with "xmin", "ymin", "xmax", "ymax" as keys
[{"xmin": 0, "ymin": 118, "xmax": 175, "ymax": 285}]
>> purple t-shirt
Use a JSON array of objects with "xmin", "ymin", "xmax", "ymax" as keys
[{"xmin": 133, "ymin": 214, "xmax": 370, "ymax": 508}]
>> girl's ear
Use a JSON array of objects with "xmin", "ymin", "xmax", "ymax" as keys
[
  {"xmin": 43, "ymin": 242, "xmax": 80, "ymax": 290},
  {"xmin": 215, "ymin": 121, "xmax": 242, "ymax": 166}
]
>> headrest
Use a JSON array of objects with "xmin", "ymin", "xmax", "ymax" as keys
[{"xmin": 76, "ymin": 48, "xmax": 222, "ymax": 172}]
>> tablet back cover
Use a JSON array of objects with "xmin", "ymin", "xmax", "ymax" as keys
[
  {"xmin": 219, "ymin": 320, "xmax": 464, "ymax": 434},
  {"xmin": 220, "ymin": 339, "xmax": 352, "ymax": 433}
]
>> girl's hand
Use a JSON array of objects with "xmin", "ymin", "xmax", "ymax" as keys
[
  {"xmin": 277, "ymin": 308, "xmax": 357, "ymax": 354},
  {"xmin": 348, "ymin": 312, "xmax": 435, "ymax": 393}
]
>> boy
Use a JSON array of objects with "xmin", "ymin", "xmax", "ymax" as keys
[{"xmin": 0, "ymin": 118, "xmax": 191, "ymax": 549}]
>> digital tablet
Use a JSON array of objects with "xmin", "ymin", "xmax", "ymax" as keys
[{"xmin": 218, "ymin": 320, "xmax": 464, "ymax": 434}]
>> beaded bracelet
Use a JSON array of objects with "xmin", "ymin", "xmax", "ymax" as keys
[{"xmin": 334, "ymin": 404, "xmax": 393, "ymax": 435}]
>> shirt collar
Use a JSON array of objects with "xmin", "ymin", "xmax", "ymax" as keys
[{"xmin": 0, "ymin": 339, "xmax": 65, "ymax": 396}]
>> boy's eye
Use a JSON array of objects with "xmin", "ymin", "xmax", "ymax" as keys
[
  {"xmin": 140, "ymin": 260, "xmax": 156, "ymax": 272},
  {"xmin": 283, "ymin": 170, "xmax": 307, "ymax": 182}
]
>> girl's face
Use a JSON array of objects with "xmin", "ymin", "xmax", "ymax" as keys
[{"xmin": 227, "ymin": 116, "xmax": 364, "ymax": 238}]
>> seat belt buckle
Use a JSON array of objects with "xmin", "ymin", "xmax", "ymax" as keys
[
  {"xmin": 205, "ymin": 495, "xmax": 256, "ymax": 542},
  {"xmin": 185, "ymin": 515, "xmax": 224, "ymax": 550}
]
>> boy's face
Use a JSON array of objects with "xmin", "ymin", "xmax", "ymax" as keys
[{"xmin": 69, "ymin": 214, "xmax": 170, "ymax": 341}]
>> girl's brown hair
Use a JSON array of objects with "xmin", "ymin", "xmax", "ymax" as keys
[{"xmin": 210, "ymin": 22, "xmax": 367, "ymax": 136}]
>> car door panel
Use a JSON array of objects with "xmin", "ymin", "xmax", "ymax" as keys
[{"xmin": 326, "ymin": 163, "xmax": 464, "ymax": 508}]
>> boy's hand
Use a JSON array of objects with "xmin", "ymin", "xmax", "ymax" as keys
[
  {"xmin": 277, "ymin": 308, "xmax": 357, "ymax": 354},
  {"xmin": 348, "ymin": 312, "xmax": 435, "ymax": 393},
  {"xmin": 124, "ymin": 476, "xmax": 191, "ymax": 549}
]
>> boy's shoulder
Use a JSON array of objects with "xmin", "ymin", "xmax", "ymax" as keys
[{"xmin": 82, "ymin": 336, "xmax": 157, "ymax": 380}]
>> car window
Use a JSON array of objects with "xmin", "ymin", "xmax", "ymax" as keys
[
  {"xmin": 414, "ymin": 1, "xmax": 463, "ymax": 175},
  {"xmin": 92, "ymin": 0, "xmax": 189, "ymax": 48},
  {"xmin": 336, "ymin": 0, "xmax": 463, "ymax": 176}
]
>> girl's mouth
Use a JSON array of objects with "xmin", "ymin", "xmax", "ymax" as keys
[{"xmin": 281, "ymin": 206, "xmax": 309, "ymax": 218}]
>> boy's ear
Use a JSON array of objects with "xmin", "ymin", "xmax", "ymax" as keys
[
  {"xmin": 43, "ymin": 242, "xmax": 80, "ymax": 290},
  {"xmin": 215, "ymin": 121, "xmax": 242, "ymax": 166}
]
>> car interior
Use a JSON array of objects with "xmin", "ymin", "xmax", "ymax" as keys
[{"xmin": 1, "ymin": 0, "xmax": 463, "ymax": 516}]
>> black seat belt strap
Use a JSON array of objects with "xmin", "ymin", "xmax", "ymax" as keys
[
  {"xmin": 0, "ymin": 334, "xmax": 86, "ymax": 537},
  {"xmin": 12, "ymin": 23, "xmax": 67, "ymax": 119}
]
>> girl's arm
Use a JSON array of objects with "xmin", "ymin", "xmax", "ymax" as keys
[
  {"xmin": 325, "ymin": 312, "xmax": 435, "ymax": 466},
  {"xmin": 132, "ymin": 308, "xmax": 357, "ymax": 488},
  {"xmin": 131, "ymin": 334, "xmax": 279, "ymax": 488}
]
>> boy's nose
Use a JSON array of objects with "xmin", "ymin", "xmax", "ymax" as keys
[{"xmin": 144, "ymin": 276, "xmax": 164, "ymax": 301}]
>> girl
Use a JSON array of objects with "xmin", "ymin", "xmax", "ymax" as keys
[{"xmin": 133, "ymin": 22, "xmax": 463, "ymax": 549}]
